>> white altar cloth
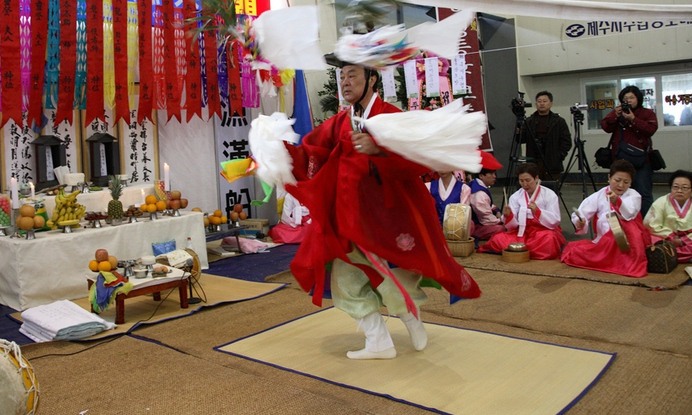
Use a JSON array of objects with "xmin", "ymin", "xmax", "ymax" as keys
[
  {"xmin": 41, "ymin": 183, "xmax": 155, "ymax": 216},
  {"xmin": 0, "ymin": 212, "xmax": 208, "ymax": 311}
]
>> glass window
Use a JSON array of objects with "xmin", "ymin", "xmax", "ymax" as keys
[
  {"xmin": 662, "ymin": 73, "xmax": 692, "ymax": 127},
  {"xmin": 621, "ymin": 77, "xmax": 656, "ymax": 110},
  {"xmin": 584, "ymin": 80, "xmax": 618, "ymax": 130}
]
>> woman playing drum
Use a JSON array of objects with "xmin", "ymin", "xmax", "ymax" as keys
[{"xmin": 561, "ymin": 159, "xmax": 650, "ymax": 277}]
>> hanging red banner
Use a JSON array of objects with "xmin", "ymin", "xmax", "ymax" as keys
[
  {"xmin": 183, "ymin": 0, "xmax": 202, "ymax": 122},
  {"xmin": 27, "ymin": 0, "xmax": 49, "ymax": 129},
  {"xmin": 227, "ymin": 42, "xmax": 243, "ymax": 117},
  {"xmin": 438, "ymin": 8, "xmax": 492, "ymax": 150},
  {"xmin": 162, "ymin": 0, "xmax": 181, "ymax": 122},
  {"xmin": 112, "ymin": 0, "xmax": 130, "ymax": 125},
  {"xmin": 55, "ymin": 2, "xmax": 77, "ymax": 126},
  {"xmin": 0, "ymin": 0, "xmax": 22, "ymax": 127},
  {"xmin": 137, "ymin": 0, "xmax": 154, "ymax": 123},
  {"xmin": 85, "ymin": 0, "xmax": 105, "ymax": 126},
  {"xmin": 204, "ymin": 31, "xmax": 221, "ymax": 119}
]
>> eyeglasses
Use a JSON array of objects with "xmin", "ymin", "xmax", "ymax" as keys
[{"xmin": 671, "ymin": 185, "xmax": 691, "ymax": 191}]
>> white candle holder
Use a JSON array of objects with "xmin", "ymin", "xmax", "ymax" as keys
[{"xmin": 10, "ymin": 208, "xmax": 22, "ymax": 239}]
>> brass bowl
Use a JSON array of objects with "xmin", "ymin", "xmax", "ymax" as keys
[{"xmin": 507, "ymin": 242, "xmax": 528, "ymax": 252}]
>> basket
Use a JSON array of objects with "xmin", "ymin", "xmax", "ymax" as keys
[
  {"xmin": 447, "ymin": 237, "xmax": 475, "ymax": 257},
  {"xmin": 501, "ymin": 249, "xmax": 530, "ymax": 263}
]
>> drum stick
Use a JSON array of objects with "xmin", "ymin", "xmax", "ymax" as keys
[
  {"xmin": 502, "ymin": 188, "xmax": 508, "ymax": 207},
  {"xmin": 572, "ymin": 207, "xmax": 584, "ymax": 222}
]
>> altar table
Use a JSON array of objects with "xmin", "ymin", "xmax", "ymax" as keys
[
  {"xmin": 0, "ymin": 212, "xmax": 208, "ymax": 311},
  {"xmin": 41, "ymin": 183, "xmax": 155, "ymax": 216}
]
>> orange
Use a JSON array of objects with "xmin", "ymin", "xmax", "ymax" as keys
[
  {"xmin": 108, "ymin": 255, "xmax": 118, "ymax": 270},
  {"xmin": 213, "ymin": 209, "xmax": 223, "ymax": 218},
  {"xmin": 19, "ymin": 204, "xmax": 36, "ymax": 218},
  {"xmin": 33, "ymin": 216, "xmax": 45, "ymax": 228},
  {"xmin": 220, "ymin": 215, "xmax": 228, "ymax": 224},
  {"xmin": 147, "ymin": 203, "xmax": 158, "ymax": 213},
  {"xmin": 145, "ymin": 195, "xmax": 157, "ymax": 205},
  {"xmin": 98, "ymin": 261, "xmax": 112, "ymax": 272},
  {"xmin": 203, "ymin": 217, "xmax": 210, "ymax": 226},
  {"xmin": 139, "ymin": 203, "xmax": 148, "ymax": 212},
  {"xmin": 88, "ymin": 260, "xmax": 99, "ymax": 272},
  {"xmin": 209, "ymin": 216, "xmax": 221, "ymax": 225},
  {"xmin": 155, "ymin": 200, "xmax": 167, "ymax": 211}
]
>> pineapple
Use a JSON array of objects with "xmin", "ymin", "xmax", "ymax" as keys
[{"xmin": 108, "ymin": 175, "xmax": 124, "ymax": 222}]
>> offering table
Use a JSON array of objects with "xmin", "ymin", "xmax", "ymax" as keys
[{"xmin": 0, "ymin": 212, "xmax": 208, "ymax": 311}]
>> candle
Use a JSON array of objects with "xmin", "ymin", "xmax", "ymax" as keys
[
  {"xmin": 141, "ymin": 188, "xmax": 146, "ymax": 205},
  {"xmin": 29, "ymin": 182, "xmax": 35, "ymax": 199},
  {"xmin": 163, "ymin": 163, "xmax": 170, "ymax": 191},
  {"xmin": 10, "ymin": 177, "xmax": 19, "ymax": 209}
]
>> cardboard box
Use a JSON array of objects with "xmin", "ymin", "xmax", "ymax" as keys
[{"xmin": 239, "ymin": 218, "xmax": 269, "ymax": 234}]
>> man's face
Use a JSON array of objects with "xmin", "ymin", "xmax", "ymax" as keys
[
  {"xmin": 536, "ymin": 94, "xmax": 552, "ymax": 115},
  {"xmin": 340, "ymin": 65, "xmax": 368, "ymax": 105},
  {"xmin": 479, "ymin": 171, "xmax": 496, "ymax": 187}
]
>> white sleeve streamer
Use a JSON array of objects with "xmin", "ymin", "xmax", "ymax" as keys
[
  {"xmin": 248, "ymin": 113, "xmax": 300, "ymax": 188},
  {"xmin": 360, "ymin": 99, "xmax": 486, "ymax": 173}
]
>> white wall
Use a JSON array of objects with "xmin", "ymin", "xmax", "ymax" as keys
[{"xmin": 515, "ymin": 15, "xmax": 692, "ymax": 175}]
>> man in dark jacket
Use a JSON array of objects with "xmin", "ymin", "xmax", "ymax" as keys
[{"xmin": 520, "ymin": 91, "xmax": 572, "ymax": 181}]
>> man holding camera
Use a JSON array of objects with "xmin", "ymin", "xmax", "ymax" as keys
[
  {"xmin": 601, "ymin": 85, "xmax": 658, "ymax": 215},
  {"xmin": 520, "ymin": 91, "xmax": 572, "ymax": 181}
]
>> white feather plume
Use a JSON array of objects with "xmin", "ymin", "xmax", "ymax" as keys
[
  {"xmin": 248, "ymin": 113, "xmax": 300, "ymax": 187},
  {"xmin": 360, "ymin": 99, "xmax": 486, "ymax": 173}
]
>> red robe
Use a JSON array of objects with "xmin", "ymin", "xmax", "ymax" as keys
[{"xmin": 284, "ymin": 97, "xmax": 480, "ymax": 306}]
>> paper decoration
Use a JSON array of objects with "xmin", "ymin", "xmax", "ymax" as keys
[
  {"xmin": 452, "ymin": 54, "xmax": 468, "ymax": 95},
  {"xmin": 381, "ymin": 67, "xmax": 397, "ymax": 102},
  {"xmin": 424, "ymin": 57, "xmax": 441, "ymax": 98},
  {"xmin": 403, "ymin": 60, "xmax": 419, "ymax": 99}
]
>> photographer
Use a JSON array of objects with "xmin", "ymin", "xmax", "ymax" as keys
[
  {"xmin": 519, "ymin": 91, "xmax": 572, "ymax": 181},
  {"xmin": 601, "ymin": 85, "xmax": 658, "ymax": 215}
]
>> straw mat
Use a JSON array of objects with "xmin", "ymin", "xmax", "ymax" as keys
[
  {"xmin": 12, "ymin": 274, "xmax": 285, "ymax": 341},
  {"xmin": 217, "ymin": 308, "xmax": 614, "ymax": 415},
  {"xmin": 457, "ymin": 252, "xmax": 689, "ymax": 289}
]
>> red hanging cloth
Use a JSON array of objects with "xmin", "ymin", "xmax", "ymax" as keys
[
  {"xmin": 137, "ymin": 0, "xmax": 154, "ymax": 123},
  {"xmin": 162, "ymin": 0, "xmax": 180, "ymax": 122},
  {"xmin": 183, "ymin": 0, "xmax": 202, "ymax": 122},
  {"xmin": 27, "ymin": 0, "xmax": 49, "ymax": 129},
  {"xmin": 84, "ymin": 0, "xmax": 105, "ymax": 126},
  {"xmin": 112, "ymin": 0, "xmax": 130, "ymax": 125},
  {"xmin": 0, "ymin": 0, "xmax": 22, "ymax": 127},
  {"xmin": 55, "ymin": 1, "xmax": 77, "ymax": 126},
  {"xmin": 227, "ymin": 41, "xmax": 243, "ymax": 117},
  {"xmin": 203, "ymin": 30, "xmax": 220, "ymax": 119}
]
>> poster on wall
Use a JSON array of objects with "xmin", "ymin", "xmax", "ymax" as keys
[
  {"xmin": 120, "ymin": 100, "xmax": 156, "ymax": 185},
  {"xmin": 2, "ymin": 115, "xmax": 36, "ymax": 188}
]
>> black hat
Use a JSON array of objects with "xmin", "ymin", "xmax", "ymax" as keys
[{"xmin": 324, "ymin": 52, "xmax": 351, "ymax": 68}]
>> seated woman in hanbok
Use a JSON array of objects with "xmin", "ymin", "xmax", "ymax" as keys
[
  {"xmin": 477, "ymin": 162, "xmax": 565, "ymax": 259},
  {"xmin": 561, "ymin": 159, "xmax": 650, "ymax": 277},
  {"xmin": 268, "ymin": 193, "xmax": 312, "ymax": 244},
  {"xmin": 426, "ymin": 170, "xmax": 472, "ymax": 226},
  {"xmin": 644, "ymin": 169, "xmax": 692, "ymax": 263}
]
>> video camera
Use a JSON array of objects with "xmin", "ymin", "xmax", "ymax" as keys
[
  {"xmin": 621, "ymin": 102, "xmax": 631, "ymax": 113},
  {"xmin": 511, "ymin": 91, "xmax": 532, "ymax": 117},
  {"xmin": 570, "ymin": 103, "xmax": 588, "ymax": 114}
]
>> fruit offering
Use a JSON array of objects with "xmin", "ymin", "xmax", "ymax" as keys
[
  {"xmin": 124, "ymin": 205, "xmax": 143, "ymax": 218},
  {"xmin": 88, "ymin": 248, "xmax": 119, "ymax": 273},
  {"xmin": 208, "ymin": 209, "xmax": 227, "ymax": 227},
  {"xmin": 46, "ymin": 189, "xmax": 86, "ymax": 230},
  {"xmin": 230, "ymin": 203, "xmax": 248, "ymax": 222},
  {"xmin": 141, "ymin": 194, "xmax": 167, "ymax": 214},
  {"xmin": 166, "ymin": 190, "xmax": 188, "ymax": 210},
  {"xmin": 0, "ymin": 194, "xmax": 10, "ymax": 227},
  {"xmin": 107, "ymin": 175, "xmax": 124, "ymax": 222},
  {"xmin": 84, "ymin": 211, "xmax": 109, "ymax": 221},
  {"xmin": 16, "ymin": 204, "xmax": 46, "ymax": 231}
]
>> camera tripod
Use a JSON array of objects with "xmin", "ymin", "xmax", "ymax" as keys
[{"xmin": 557, "ymin": 108, "xmax": 597, "ymax": 214}]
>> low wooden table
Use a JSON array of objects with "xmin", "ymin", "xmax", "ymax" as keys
[{"xmin": 87, "ymin": 269, "xmax": 189, "ymax": 324}]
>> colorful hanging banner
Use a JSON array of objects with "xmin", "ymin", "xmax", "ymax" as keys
[
  {"xmin": 162, "ymin": 0, "xmax": 181, "ymax": 122},
  {"xmin": 85, "ymin": 0, "xmax": 105, "ymax": 126},
  {"xmin": 228, "ymin": 42, "xmax": 243, "ymax": 116},
  {"xmin": 20, "ymin": 0, "xmax": 31, "ymax": 113},
  {"xmin": 137, "ymin": 0, "xmax": 154, "ymax": 123},
  {"xmin": 43, "ymin": 0, "xmax": 60, "ymax": 110},
  {"xmin": 204, "ymin": 30, "xmax": 221, "ymax": 119},
  {"xmin": 103, "ymin": 0, "xmax": 116, "ymax": 109},
  {"xmin": 74, "ymin": 0, "xmax": 87, "ymax": 110},
  {"xmin": 55, "ymin": 0, "xmax": 77, "ymax": 125},
  {"xmin": 27, "ymin": 0, "xmax": 49, "ymax": 129},
  {"xmin": 127, "ymin": 2, "xmax": 138, "ymax": 109},
  {"xmin": 0, "ymin": 0, "xmax": 22, "ymax": 127},
  {"xmin": 112, "ymin": 0, "xmax": 130, "ymax": 124},
  {"xmin": 152, "ymin": 4, "xmax": 165, "ymax": 110},
  {"xmin": 184, "ymin": 0, "xmax": 202, "ymax": 122}
]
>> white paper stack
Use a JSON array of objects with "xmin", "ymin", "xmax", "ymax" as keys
[
  {"xmin": 52, "ymin": 166, "xmax": 70, "ymax": 185},
  {"xmin": 19, "ymin": 300, "xmax": 115, "ymax": 342}
]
